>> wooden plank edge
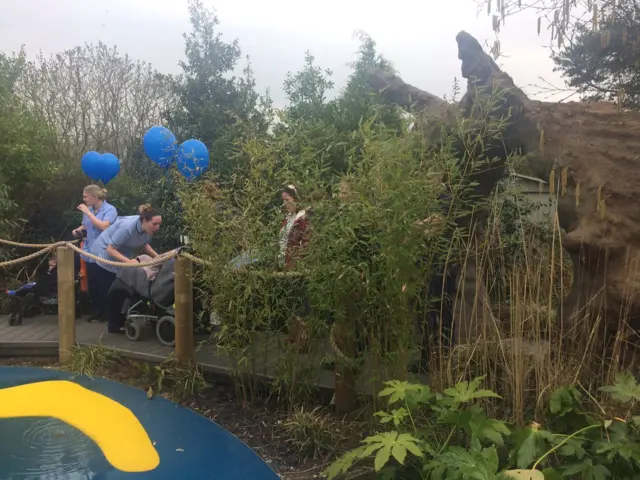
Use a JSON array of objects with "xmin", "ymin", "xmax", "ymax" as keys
[
  {"xmin": 0, "ymin": 341, "xmax": 59, "ymax": 357},
  {"xmin": 0, "ymin": 341, "xmax": 337, "ymax": 401}
]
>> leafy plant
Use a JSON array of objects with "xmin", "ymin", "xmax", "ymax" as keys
[
  {"xmin": 324, "ymin": 374, "xmax": 640, "ymax": 480},
  {"xmin": 63, "ymin": 343, "xmax": 121, "ymax": 378},
  {"xmin": 139, "ymin": 356, "xmax": 209, "ymax": 401},
  {"xmin": 281, "ymin": 406, "xmax": 344, "ymax": 459}
]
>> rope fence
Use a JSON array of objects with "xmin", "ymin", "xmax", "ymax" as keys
[
  {"xmin": 65, "ymin": 242, "xmax": 179, "ymax": 268},
  {"xmin": 0, "ymin": 243, "xmax": 61, "ymax": 268},
  {"xmin": 0, "ymin": 238, "xmax": 180, "ymax": 269},
  {"xmin": 0, "ymin": 236, "xmax": 359, "ymax": 411},
  {"xmin": 0, "ymin": 236, "xmax": 198, "ymax": 366},
  {"xmin": 0, "ymin": 238, "xmax": 80, "ymax": 248},
  {"xmin": 0, "ymin": 237, "xmax": 306, "ymax": 277}
]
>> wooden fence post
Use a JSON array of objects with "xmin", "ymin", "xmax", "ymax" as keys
[
  {"xmin": 174, "ymin": 256, "xmax": 195, "ymax": 363},
  {"xmin": 57, "ymin": 246, "xmax": 76, "ymax": 363}
]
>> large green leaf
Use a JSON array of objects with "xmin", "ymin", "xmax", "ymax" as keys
[
  {"xmin": 442, "ymin": 376, "xmax": 501, "ymax": 407},
  {"xmin": 513, "ymin": 426, "xmax": 554, "ymax": 469},
  {"xmin": 378, "ymin": 380, "xmax": 432, "ymax": 406},
  {"xmin": 360, "ymin": 431, "xmax": 424, "ymax": 472},
  {"xmin": 600, "ymin": 373, "xmax": 640, "ymax": 404}
]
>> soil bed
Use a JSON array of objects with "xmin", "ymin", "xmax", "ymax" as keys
[{"xmin": 0, "ymin": 356, "xmax": 368, "ymax": 479}]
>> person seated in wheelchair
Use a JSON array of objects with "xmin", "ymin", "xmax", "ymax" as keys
[
  {"xmin": 7, "ymin": 255, "xmax": 84, "ymax": 325},
  {"xmin": 6, "ymin": 256, "xmax": 58, "ymax": 325},
  {"xmin": 34, "ymin": 254, "xmax": 85, "ymax": 309},
  {"xmin": 108, "ymin": 251, "xmax": 215, "ymax": 346},
  {"xmin": 105, "ymin": 253, "xmax": 176, "ymax": 343},
  {"xmin": 32, "ymin": 256, "xmax": 58, "ymax": 302}
]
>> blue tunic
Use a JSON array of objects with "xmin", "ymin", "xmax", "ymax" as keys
[
  {"xmin": 81, "ymin": 201, "xmax": 118, "ymax": 263},
  {"xmin": 90, "ymin": 216, "xmax": 152, "ymax": 273}
]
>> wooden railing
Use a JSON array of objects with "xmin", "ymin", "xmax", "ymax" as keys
[{"xmin": 55, "ymin": 245, "xmax": 361, "ymax": 412}]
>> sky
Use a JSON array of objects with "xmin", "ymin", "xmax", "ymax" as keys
[{"xmin": 0, "ymin": 0, "xmax": 570, "ymax": 107}]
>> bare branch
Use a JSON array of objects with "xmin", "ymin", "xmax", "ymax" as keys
[{"xmin": 14, "ymin": 43, "xmax": 177, "ymax": 163}]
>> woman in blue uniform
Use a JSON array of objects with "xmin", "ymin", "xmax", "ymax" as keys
[
  {"xmin": 72, "ymin": 185, "xmax": 118, "ymax": 322},
  {"xmin": 90, "ymin": 204, "xmax": 162, "ymax": 333}
]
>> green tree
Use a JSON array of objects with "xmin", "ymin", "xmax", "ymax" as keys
[
  {"xmin": 477, "ymin": 0, "xmax": 637, "ymax": 107},
  {"xmin": 338, "ymin": 31, "xmax": 400, "ymax": 130},
  {"xmin": 271, "ymin": 51, "xmax": 342, "ymax": 178},
  {"xmin": 116, "ymin": 0, "xmax": 270, "ymax": 249},
  {"xmin": 553, "ymin": 0, "xmax": 640, "ymax": 108},
  {"xmin": 160, "ymin": 0, "xmax": 269, "ymax": 248},
  {"xmin": 282, "ymin": 51, "xmax": 335, "ymax": 122},
  {"xmin": 273, "ymin": 33, "xmax": 402, "ymax": 178},
  {"xmin": 0, "ymin": 49, "xmax": 25, "ymax": 96},
  {"xmin": 166, "ymin": 0, "xmax": 267, "ymax": 183},
  {"xmin": 0, "ymin": 50, "xmax": 63, "ymax": 245}
]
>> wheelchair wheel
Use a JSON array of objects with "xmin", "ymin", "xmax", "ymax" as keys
[
  {"xmin": 125, "ymin": 319, "xmax": 142, "ymax": 342},
  {"xmin": 156, "ymin": 316, "xmax": 176, "ymax": 347},
  {"xmin": 208, "ymin": 310, "xmax": 222, "ymax": 334},
  {"xmin": 8, "ymin": 312, "xmax": 22, "ymax": 326},
  {"xmin": 22, "ymin": 294, "xmax": 41, "ymax": 318},
  {"xmin": 25, "ymin": 304, "xmax": 43, "ymax": 318}
]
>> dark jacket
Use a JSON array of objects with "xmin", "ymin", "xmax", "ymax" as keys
[{"xmin": 34, "ymin": 266, "xmax": 58, "ymax": 297}]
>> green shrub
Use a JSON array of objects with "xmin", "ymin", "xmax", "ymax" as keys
[{"xmin": 325, "ymin": 374, "xmax": 640, "ymax": 479}]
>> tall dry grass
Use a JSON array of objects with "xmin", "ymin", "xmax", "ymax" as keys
[{"xmin": 426, "ymin": 193, "xmax": 637, "ymax": 425}]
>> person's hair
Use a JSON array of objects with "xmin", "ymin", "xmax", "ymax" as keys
[
  {"xmin": 282, "ymin": 184, "xmax": 298, "ymax": 199},
  {"xmin": 138, "ymin": 203, "xmax": 161, "ymax": 222},
  {"xmin": 83, "ymin": 185, "xmax": 108, "ymax": 200}
]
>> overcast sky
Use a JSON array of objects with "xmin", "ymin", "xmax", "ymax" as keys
[{"xmin": 0, "ymin": 0, "xmax": 569, "ymax": 107}]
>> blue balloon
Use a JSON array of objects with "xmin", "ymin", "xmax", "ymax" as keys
[
  {"xmin": 100, "ymin": 153, "xmax": 121, "ymax": 184},
  {"xmin": 81, "ymin": 151, "xmax": 102, "ymax": 181},
  {"xmin": 177, "ymin": 139, "xmax": 210, "ymax": 181},
  {"xmin": 143, "ymin": 126, "xmax": 177, "ymax": 168}
]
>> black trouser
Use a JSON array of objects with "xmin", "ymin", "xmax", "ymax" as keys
[
  {"xmin": 106, "ymin": 280, "xmax": 129, "ymax": 333},
  {"xmin": 289, "ymin": 277, "xmax": 311, "ymax": 319},
  {"xmin": 88, "ymin": 263, "xmax": 116, "ymax": 321},
  {"xmin": 419, "ymin": 264, "xmax": 457, "ymax": 370}
]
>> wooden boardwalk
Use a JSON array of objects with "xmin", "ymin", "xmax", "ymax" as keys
[{"xmin": 0, "ymin": 314, "xmax": 426, "ymax": 394}]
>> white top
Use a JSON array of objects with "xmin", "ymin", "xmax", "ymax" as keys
[{"xmin": 278, "ymin": 210, "xmax": 306, "ymax": 262}]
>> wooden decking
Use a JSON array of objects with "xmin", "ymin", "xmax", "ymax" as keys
[{"xmin": 0, "ymin": 314, "xmax": 425, "ymax": 395}]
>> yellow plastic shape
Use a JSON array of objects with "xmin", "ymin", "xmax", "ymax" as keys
[
  {"xmin": 0, "ymin": 380, "xmax": 159, "ymax": 473},
  {"xmin": 504, "ymin": 470, "xmax": 545, "ymax": 480}
]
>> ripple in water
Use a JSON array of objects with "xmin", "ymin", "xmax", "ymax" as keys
[{"xmin": 0, "ymin": 417, "xmax": 109, "ymax": 479}]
